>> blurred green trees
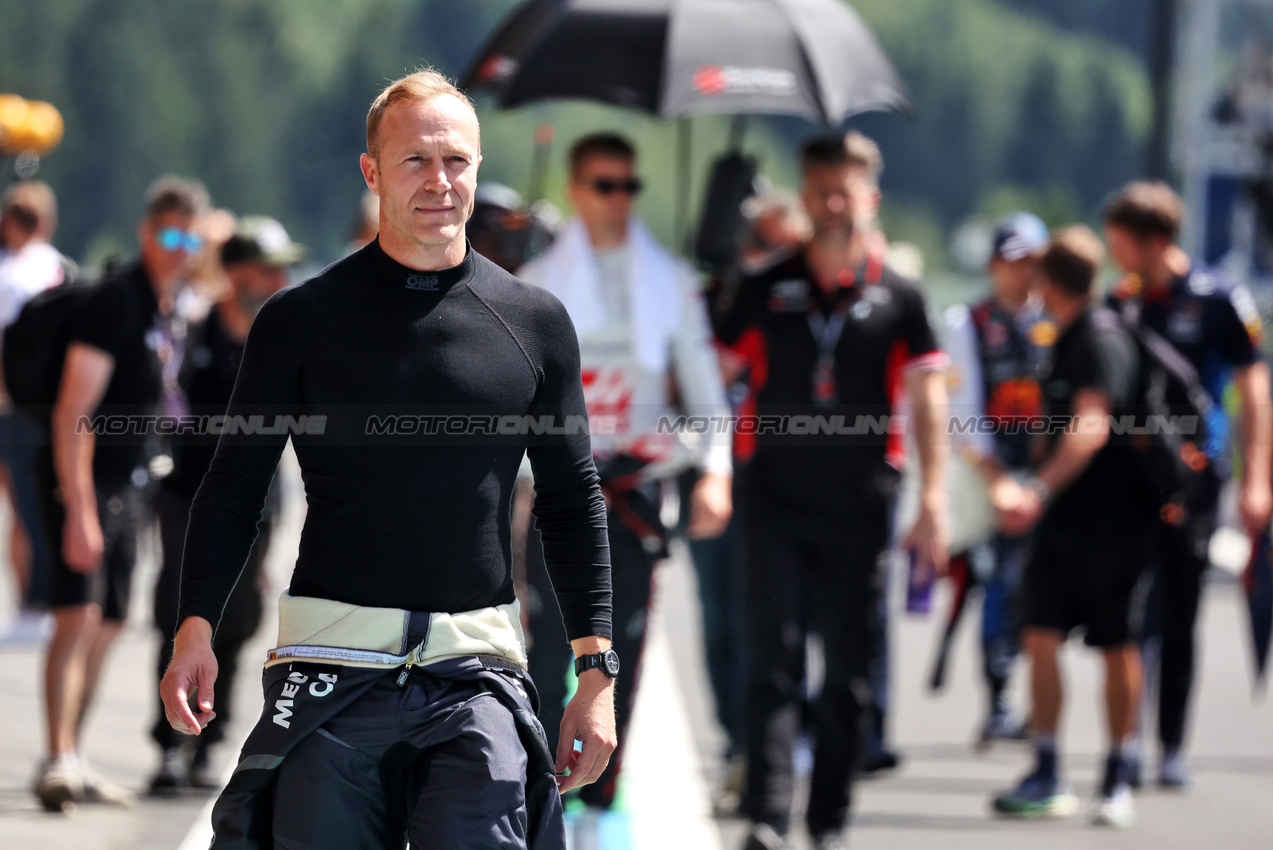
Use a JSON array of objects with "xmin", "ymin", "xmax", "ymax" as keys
[
  {"xmin": 1, "ymin": 0, "xmax": 1152, "ymax": 269},
  {"xmin": 848, "ymin": 0, "xmax": 1151, "ymax": 268}
]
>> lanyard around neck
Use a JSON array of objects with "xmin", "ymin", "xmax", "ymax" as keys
[{"xmin": 805, "ymin": 255, "xmax": 885, "ymax": 407}]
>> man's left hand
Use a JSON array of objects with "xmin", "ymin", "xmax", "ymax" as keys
[
  {"xmin": 555, "ymin": 669, "xmax": 617, "ymax": 793},
  {"xmin": 687, "ymin": 471, "xmax": 732, "ymax": 540},
  {"xmin": 1240, "ymin": 476, "xmax": 1273, "ymax": 535}
]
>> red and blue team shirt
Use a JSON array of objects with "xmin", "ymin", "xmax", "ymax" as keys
[
  {"xmin": 714, "ymin": 249, "xmax": 947, "ymax": 513},
  {"xmin": 967, "ymin": 296, "xmax": 1056, "ymax": 471},
  {"xmin": 1107, "ymin": 264, "xmax": 1263, "ymax": 470}
]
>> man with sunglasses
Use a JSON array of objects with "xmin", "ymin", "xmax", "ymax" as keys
[
  {"xmin": 517, "ymin": 133, "xmax": 732, "ymax": 826},
  {"xmin": 147, "ymin": 215, "xmax": 302, "ymax": 795},
  {"xmin": 33, "ymin": 176, "xmax": 208, "ymax": 811}
]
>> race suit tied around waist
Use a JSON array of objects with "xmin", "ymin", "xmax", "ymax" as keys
[
  {"xmin": 265, "ymin": 591, "xmax": 528, "ymax": 671},
  {"xmin": 210, "ymin": 596, "xmax": 561, "ymax": 849}
]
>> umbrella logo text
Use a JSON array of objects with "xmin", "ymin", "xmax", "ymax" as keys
[
  {"xmin": 477, "ymin": 55, "xmax": 519, "ymax": 84},
  {"xmin": 692, "ymin": 65, "xmax": 798, "ymax": 98}
]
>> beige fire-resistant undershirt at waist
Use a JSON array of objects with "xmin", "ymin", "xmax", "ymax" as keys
[{"xmin": 265, "ymin": 592, "xmax": 528, "ymax": 670}]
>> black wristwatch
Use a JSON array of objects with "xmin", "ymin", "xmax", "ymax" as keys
[{"xmin": 574, "ymin": 648, "xmax": 620, "ymax": 678}]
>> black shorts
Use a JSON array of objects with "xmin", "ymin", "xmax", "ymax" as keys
[
  {"xmin": 36, "ymin": 461, "xmax": 142, "ymax": 622},
  {"xmin": 1021, "ymin": 515, "xmax": 1152, "ymax": 648}
]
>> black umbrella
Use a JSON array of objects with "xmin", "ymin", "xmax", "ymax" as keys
[{"xmin": 461, "ymin": 0, "xmax": 912, "ymax": 124}]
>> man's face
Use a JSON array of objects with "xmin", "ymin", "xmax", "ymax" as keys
[
  {"xmin": 801, "ymin": 164, "xmax": 879, "ymax": 242},
  {"xmin": 988, "ymin": 255, "xmax": 1039, "ymax": 303},
  {"xmin": 360, "ymin": 95, "xmax": 482, "ymax": 256},
  {"xmin": 228, "ymin": 260, "xmax": 288, "ymax": 314},
  {"xmin": 1104, "ymin": 224, "xmax": 1163, "ymax": 279},
  {"xmin": 139, "ymin": 210, "xmax": 199, "ymax": 288},
  {"xmin": 568, "ymin": 155, "xmax": 639, "ymax": 235}
]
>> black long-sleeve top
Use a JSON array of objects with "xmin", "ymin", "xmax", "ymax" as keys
[{"xmin": 177, "ymin": 241, "xmax": 612, "ymax": 641}]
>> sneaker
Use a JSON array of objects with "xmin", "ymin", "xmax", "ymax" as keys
[
  {"xmin": 148, "ymin": 747, "xmax": 189, "ymax": 797},
  {"xmin": 992, "ymin": 770, "xmax": 1078, "ymax": 818},
  {"xmin": 742, "ymin": 823, "xmax": 789, "ymax": 850},
  {"xmin": 859, "ymin": 748, "xmax": 901, "ymax": 775},
  {"xmin": 33, "ymin": 756, "xmax": 82, "ymax": 812},
  {"xmin": 1090, "ymin": 783, "xmax": 1135, "ymax": 828},
  {"xmin": 813, "ymin": 830, "xmax": 848, "ymax": 850},
  {"xmin": 1159, "ymin": 750, "xmax": 1191, "ymax": 790},
  {"xmin": 977, "ymin": 711, "xmax": 1026, "ymax": 750},
  {"xmin": 79, "ymin": 759, "xmax": 138, "ymax": 807}
]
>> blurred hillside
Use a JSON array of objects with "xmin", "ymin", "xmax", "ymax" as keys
[{"xmin": 1, "ymin": 0, "xmax": 1156, "ymax": 271}]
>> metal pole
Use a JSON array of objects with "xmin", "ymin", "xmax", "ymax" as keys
[
  {"xmin": 676, "ymin": 117, "xmax": 692, "ymax": 255},
  {"xmin": 1147, "ymin": 0, "xmax": 1179, "ymax": 181}
]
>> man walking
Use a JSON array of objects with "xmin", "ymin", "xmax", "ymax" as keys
[
  {"xmin": 35, "ymin": 177, "xmax": 208, "ymax": 810},
  {"xmin": 991, "ymin": 227, "xmax": 1154, "ymax": 828},
  {"xmin": 0, "ymin": 180, "xmax": 68, "ymax": 640},
  {"xmin": 517, "ymin": 133, "xmax": 732, "ymax": 822},
  {"xmin": 1103, "ymin": 182, "xmax": 1272, "ymax": 787},
  {"xmin": 147, "ymin": 216, "xmax": 302, "ymax": 793},
  {"xmin": 943, "ymin": 212, "xmax": 1052, "ymax": 745},
  {"xmin": 714, "ymin": 132, "xmax": 950, "ymax": 850},
  {"xmin": 162, "ymin": 71, "xmax": 614, "ymax": 849}
]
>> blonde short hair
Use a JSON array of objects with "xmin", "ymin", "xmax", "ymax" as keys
[{"xmin": 366, "ymin": 69, "xmax": 477, "ymax": 161}]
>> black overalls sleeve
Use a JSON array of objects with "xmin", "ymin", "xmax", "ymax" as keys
[
  {"xmin": 177, "ymin": 289, "xmax": 307, "ymax": 633},
  {"xmin": 521, "ymin": 298, "xmax": 613, "ymax": 642}
]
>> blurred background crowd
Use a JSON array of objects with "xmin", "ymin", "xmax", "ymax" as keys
[{"xmin": 3, "ymin": 2, "xmax": 1273, "ymax": 849}]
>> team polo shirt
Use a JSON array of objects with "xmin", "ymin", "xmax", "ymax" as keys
[
  {"xmin": 1040, "ymin": 307, "xmax": 1146, "ymax": 529},
  {"xmin": 66, "ymin": 262, "xmax": 164, "ymax": 492},
  {"xmin": 714, "ymin": 249, "xmax": 946, "ymax": 513},
  {"xmin": 1107, "ymin": 265, "xmax": 1262, "ymax": 470}
]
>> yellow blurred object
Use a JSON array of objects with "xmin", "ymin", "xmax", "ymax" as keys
[{"xmin": 0, "ymin": 95, "xmax": 64, "ymax": 155}]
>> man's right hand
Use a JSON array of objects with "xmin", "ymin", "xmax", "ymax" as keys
[
  {"xmin": 62, "ymin": 505, "xmax": 104, "ymax": 573},
  {"xmin": 160, "ymin": 616, "xmax": 219, "ymax": 735}
]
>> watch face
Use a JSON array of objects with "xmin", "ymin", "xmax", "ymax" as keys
[{"xmin": 602, "ymin": 650, "xmax": 620, "ymax": 677}]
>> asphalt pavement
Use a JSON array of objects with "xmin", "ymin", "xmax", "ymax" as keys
[{"xmin": 0, "ymin": 456, "xmax": 1270, "ymax": 849}]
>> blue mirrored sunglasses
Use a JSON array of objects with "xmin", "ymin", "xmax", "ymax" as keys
[{"xmin": 155, "ymin": 226, "xmax": 203, "ymax": 253}]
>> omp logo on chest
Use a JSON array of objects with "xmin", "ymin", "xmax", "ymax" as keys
[
  {"xmin": 405, "ymin": 274, "xmax": 439, "ymax": 291},
  {"xmin": 273, "ymin": 670, "xmax": 338, "ymax": 728}
]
